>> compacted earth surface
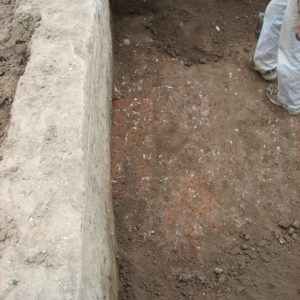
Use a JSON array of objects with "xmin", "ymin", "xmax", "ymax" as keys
[
  {"xmin": 0, "ymin": 0, "xmax": 35, "ymax": 149},
  {"xmin": 111, "ymin": 0, "xmax": 300, "ymax": 299}
]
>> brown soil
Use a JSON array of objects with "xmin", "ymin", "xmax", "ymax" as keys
[
  {"xmin": 112, "ymin": 0, "xmax": 300, "ymax": 299},
  {"xmin": 0, "ymin": 0, "xmax": 35, "ymax": 149}
]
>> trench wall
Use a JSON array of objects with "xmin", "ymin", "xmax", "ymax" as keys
[{"xmin": 0, "ymin": 0, "xmax": 117, "ymax": 299}]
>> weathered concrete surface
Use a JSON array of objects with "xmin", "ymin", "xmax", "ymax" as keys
[{"xmin": 0, "ymin": 0, "xmax": 117, "ymax": 299}]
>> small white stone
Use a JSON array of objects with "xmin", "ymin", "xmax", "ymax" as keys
[{"xmin": 123, "ymin": 38, "xmax": 130, "ymax": 45}]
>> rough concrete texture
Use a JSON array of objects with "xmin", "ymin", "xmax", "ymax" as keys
[{"xmin": 0, "ymin": 0, "xmax": 117, "ymax": 299}]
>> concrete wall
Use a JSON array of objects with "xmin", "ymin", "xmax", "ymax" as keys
[{"xmin": 0, "ymin": 0, "xmax": 117, "ymax": 299}]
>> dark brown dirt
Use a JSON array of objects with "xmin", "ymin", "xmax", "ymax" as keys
[
  {"xmin": 0, "ymin": 0, "xmax": 35, "ymax": 149},
  {"xmin": 112, "ymin": 0, "xmax": 300, "ymax": 299},
  {"xmin": 148, "ymin": 0, "xmax": 257, "ymax": 65}
]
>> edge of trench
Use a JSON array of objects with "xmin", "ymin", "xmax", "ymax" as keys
[{"xmin": 0, "ymin": 0, "xmax": 118, "ymax": 299}]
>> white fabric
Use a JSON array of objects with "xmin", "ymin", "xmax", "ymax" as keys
[{"xmin": 254, "ymin": 0, "xmax": 300, "ymax": 112}]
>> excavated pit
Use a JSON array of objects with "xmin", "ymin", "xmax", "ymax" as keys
[{"xmin": 112, "ymin": 0, "xmax": 300, "ymax": 299}]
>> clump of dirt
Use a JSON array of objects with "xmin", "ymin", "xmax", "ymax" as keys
[
  {"xmin": 147, "ymin": 1, "xmax": 222, "ymax": 65},
  {"xmin": 146, "ymin": 0, "xmax": 264, "ymax": 65},
  {"xmin": 0, "ymin": 0, "xmax": 36, "ymax": 149}
]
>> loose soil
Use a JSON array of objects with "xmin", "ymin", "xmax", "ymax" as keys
[
  {"xmin": 111, "ymin": 0, "xmax": 300, "ymax": 299},
  {"xmin": 0, "ymin": 0, "xmax": 35, "ymax": 150}
]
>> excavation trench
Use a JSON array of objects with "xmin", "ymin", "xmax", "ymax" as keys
[
  {"xmin": 1, "ymin": 0, "xmax": 300, "ymax": 298},
  {"xmin": 112, "ymin": 0, "xmax": 300, "ymax": 299}
]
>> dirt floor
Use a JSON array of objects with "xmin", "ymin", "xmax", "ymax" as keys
[
  {"xmin": 0, "ymin": 0, "xmax": 35, "ymax": 150},
  {"xmin": 111, "ymin": 0, "xmax": 300, "ymax": 299}
]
